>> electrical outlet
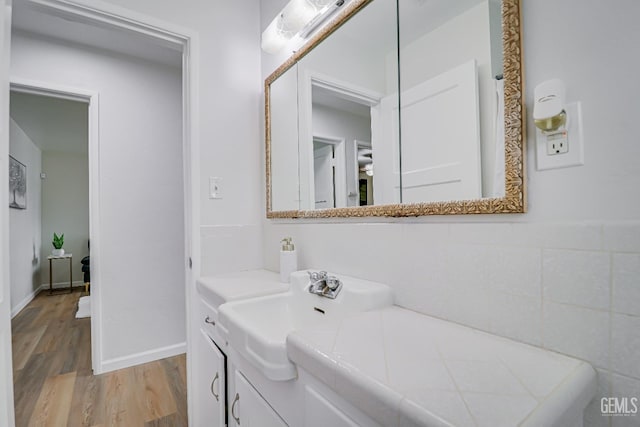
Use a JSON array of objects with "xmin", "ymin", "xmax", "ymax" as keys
[
  {"xmin": 209, "ymin": 177, "xmax": 222, "ymax": 199},
  {"xmin": 536, "ymin": 101, "xmax": 584, "ymax": 170},
  {"xmin": 546, "ymin": 131, "xmax": 569, "ymax": 155}
]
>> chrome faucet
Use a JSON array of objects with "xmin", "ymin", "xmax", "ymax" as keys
[{"xmin": 307, "ymin": 271, "xmax": 342, "ymax": 299}]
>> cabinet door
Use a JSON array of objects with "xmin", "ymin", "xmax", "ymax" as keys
[
  {"xmin": 230, "ymin": 370, "xmax": 287, "ymax": 427},
  {"xmin": 304, "ymin": 386, "xmax": 359, "ymax": 427},
  {"xmin": 194, "ymin": 328, "xmax": 226, "ymax": 427}
]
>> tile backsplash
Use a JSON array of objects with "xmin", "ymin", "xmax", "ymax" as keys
[
  {"xmin": 200, "ymin": 224, "xmax": 262, "ymax": 277},
  {"xmin": 263, "ymin": 220, "xmax": 640, "ymax": 427}
]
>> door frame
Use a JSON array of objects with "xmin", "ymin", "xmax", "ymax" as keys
[
  {"xmin": 312, "ymin": 135, "xmax": 347, "ymax": 208},
  {"xmin": 10, "ymin": 78, "xmax": 102, "ymax": 370},
  {"xmin": 0, "ymin": 0, "xmax": 15, "ymax": 424},
  {"xmin": 298, "ymin": 69, "xmax": 381, "ymax": 210},
  {"xmin": 1, "ymin": 0, "xmax": 201, "ymax": 422}
]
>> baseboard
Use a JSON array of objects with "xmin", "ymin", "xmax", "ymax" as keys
[
  {"xmin": 99, "ymin": 342, "xmax": 186, "ymax": 374},
  {"xmin": 11, "ymin": 288, "xmax": 40, "ymax": 318},
  {"xmin": 12, "ymin": 280, "xmax": 87, "ymax": 317},
  {"xmin": 39, "ymin": 280, "xmax": 85, "ymax": 291}
]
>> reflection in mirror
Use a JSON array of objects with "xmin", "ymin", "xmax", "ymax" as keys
[
  {"xmin": 270, "ymin": 64, "xmax": 299, "ymax": 212},
  {"xmin": 312, "ymin": 85, "xmax": 372, "ymax": 208},
  {"xmin": 297, "ymin": 0, "xmax": 399, "ymax": 210},
  {"xmin": 398, "ymin": 0, "xmax": 505, "ymax": 203},
  {"xmin": 356, "ymin": 141, "xmax": 373, "ymax": 206},
  {"xmin": 266, "ymin": 0, "xmax": 525, "ymax": 217}
]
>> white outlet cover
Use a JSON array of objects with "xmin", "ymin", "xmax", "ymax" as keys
[{"xmin": 536, "ymin": 101, "xmax": 584, "ymax": 171}]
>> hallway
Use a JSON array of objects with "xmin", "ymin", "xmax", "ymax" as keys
[{"xmin": 12, "ymin": 290, "xmax": 187, "ymax": 426}]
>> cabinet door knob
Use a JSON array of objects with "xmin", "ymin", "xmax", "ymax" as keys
[
  {"xmin": 205, "ymin": 316, "xmax": 216, "ymax": 326},
  {"xmin": 231, "ymin": 392, "xmax": 240, "ymax": 425},
  {"xmin": 210, "ymin": 372, "xmax": 219, "ymax": 401}
]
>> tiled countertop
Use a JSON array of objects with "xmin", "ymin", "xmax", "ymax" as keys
[
  {"xmin": 287, "ymin": 306, "xmax": 596, "ymax": 427},
  {"xmin": 196, "ymin": 269, "xmax": 289, "ymax": 309}
]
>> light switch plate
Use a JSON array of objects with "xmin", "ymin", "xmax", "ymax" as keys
[
  {"xmin": 536, "ymin": 101, "xmax": 584, "ymax": 170},
  {"xmin": 209, "ymin": 177, "xmax": 222, "ymax": 199}
]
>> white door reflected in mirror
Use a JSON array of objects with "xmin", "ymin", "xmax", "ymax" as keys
[{"xmin": 313, "ymin": 142, "xmax": 335, "ymax": 209}]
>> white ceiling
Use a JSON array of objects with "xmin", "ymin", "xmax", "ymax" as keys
[
  {"xmin": 11, "ymin": 0, "xmax": 182, "ymax": 68},
  {"xmin": 305, "ymin": 0, "xmax": 487, "ymax": 55},
  {"xmin": 10, "ymin": 91, "xmax": 89, "ymax": 153},
  {"xmin": 313, "ymin": 84, "xmax": 371, "ymax": 118},
  {"xmin": 399, "ymin": 0, "xmax": 486, "ymax": 47}
]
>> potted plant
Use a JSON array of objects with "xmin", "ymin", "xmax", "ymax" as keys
[{"xmin": 52, "ymin": 233, "xmax": 65, "ymax": 256}]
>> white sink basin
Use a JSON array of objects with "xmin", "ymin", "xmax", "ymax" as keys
[{"xmin": 218, "ymin": 270, "xmax": 394, "ymax": 381}]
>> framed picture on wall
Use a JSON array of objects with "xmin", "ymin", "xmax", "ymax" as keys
[{"xmin": 9, "ymin": 155, "xmax": 27, "ymax": 209}]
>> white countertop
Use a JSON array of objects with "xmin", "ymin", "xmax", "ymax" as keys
[
  {"xmin": 196, "ymin": 270, "xmax": 289, "ymax": 309},
  {"xmin": 287, "ymin": 306, "xmax": 596, "ymax": 427}
]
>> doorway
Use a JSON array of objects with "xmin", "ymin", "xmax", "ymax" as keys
[
  {"xmin": 302, "ymin": 73, "xmax": 380, "ymax": 209},
  {"xmin": 0, "ymin": 0, "xmax": 199, "ymax": 424},
  {"xmin": 9, "ymin": 79, "xmax": 100, "ymax": 375},
  {"xmin": 312, "ymin": 136, "xmax": 346, "ymax": 209},
  {"xmin": 9, "ymin": 90, "xmax": 89, "ymax": 306}
]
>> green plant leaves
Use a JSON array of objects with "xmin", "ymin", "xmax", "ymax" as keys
[{"xmin": 52, "ymin": 232, "xmax": 64, "ymax": 249}]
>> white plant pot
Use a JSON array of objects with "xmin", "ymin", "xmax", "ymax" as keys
[{"xmin": 52, "ymin": 248, "xmax": 65, "ymax": 256}]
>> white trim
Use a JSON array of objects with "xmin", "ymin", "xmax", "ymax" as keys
[
  {"xmin": 11, "ymin": 288, "xmax": 40, "ymax": 319},
  {"xmin": 313, "ymin": 135, "xmax": 348, "ymax": 208},
  {"xmin": 10, "ymin": 78, "xmax": 104, "ymax": 376},
  {"xmin": 25, "ymin": 0, "xmax": 188, "ymax": 49},
  {"xmin": 100, "ymin": 342, "xmax": 187, "ymax": 373},
  {"xmin": 181, "ymin": 24, "xmax": 201, "ymax": 427},
  {"xmin": 0, "ymin": 1, "xmax": 16, "ymax": 424},
  {"xmin": 310, "ymin": 71, "xmax": 382, "ymax": 106},
  {"xmin": 10, "ymin": 81, "xmax": 90, "ymax": 103},
  {"xmin": 11, "ymin": 281, "xmax": 88, "ymax": 318},
  {"xmin": 298, "ymin": 69, "xmax": 382, "ymax": 210},
  {"xmin": 10, "ymin": 77, "xmax": 95, "ymax": 100}
]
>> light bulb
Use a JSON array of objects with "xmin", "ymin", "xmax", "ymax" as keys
[
  {"xmin": 261, "ymin": 18, "xmax": 289, "ymax": 54},
  {"xmin": 279, "ymin": 0, "xmax": 320, "ymax": 37}
]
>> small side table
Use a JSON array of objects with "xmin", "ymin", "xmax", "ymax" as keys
[{"xmin": 47, "ymin": 254, "xmax": 73, "ymax": 295}]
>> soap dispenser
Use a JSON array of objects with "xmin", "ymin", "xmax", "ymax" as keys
[{"xmin": 280, "ymin": 237, "xmax": 297, "ymax": 283}]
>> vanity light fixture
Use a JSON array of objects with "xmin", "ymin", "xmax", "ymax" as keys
[{"xmin": 261, "ymin": 0, "xmax": 345, "ymax": 54}]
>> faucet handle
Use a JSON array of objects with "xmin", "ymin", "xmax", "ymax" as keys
[
  {"xmin": 326, "ymin": 276, "xmax": 342, "ymax": 291},
  {"xmin": 308, "ymin": 270, "xmax": 327, "ymax": 281}
]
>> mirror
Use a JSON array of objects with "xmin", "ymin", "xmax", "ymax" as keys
[{"xmin": 266, "ymin": 0, "xmax": 525, "ymax": 218}]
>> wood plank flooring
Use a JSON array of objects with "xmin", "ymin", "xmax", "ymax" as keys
[{"xmin": 12, "ymin": 290, "xmax": 188, "ymax": 427}]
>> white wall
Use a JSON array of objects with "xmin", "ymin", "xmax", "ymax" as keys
[
  {"xmin": 78, "ymin": 0, "xmax": 264, "ymax": 277},
  {"xmin": 8, "ymin": 118, "xmax": 41, "ymax": 316},
  {"xmin": 10, "ymin": 31, "xmax": 186, "ymax": 365},
  {"xmin": 270, "ymin": 65, "xmax": 300, "ymax": 212},
  {"xmin": 40, "ymin": 151, "xmax": 89, "ymax": 287},
  {"xmin": 262, "ymin": 1, "xmax": 640, "ymax": 425},
  {"xmin": 10, "ymin": 92, "xmax": 89, "ymax": 154}
]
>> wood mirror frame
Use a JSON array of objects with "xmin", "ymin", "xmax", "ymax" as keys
[{"xmin": 265, "ymin": 0, "xmax": 525, "ymax": 218}]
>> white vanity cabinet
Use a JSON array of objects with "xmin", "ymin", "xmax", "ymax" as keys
[
  {"xmin": 193, "ymin": 328, "xmax": 226, "ymax": 427},
  {"xmin": 230, "ymin": 370, "xmax": 287, "ymax": 427},
  {"xmin": 304, "ymin": 386, "xmax": 360, "ymax": 427}
]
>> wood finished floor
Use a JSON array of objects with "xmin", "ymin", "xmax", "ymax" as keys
[{"xmin": 12, "ymin": 289, "xmax": 188, "ymax": 427}]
